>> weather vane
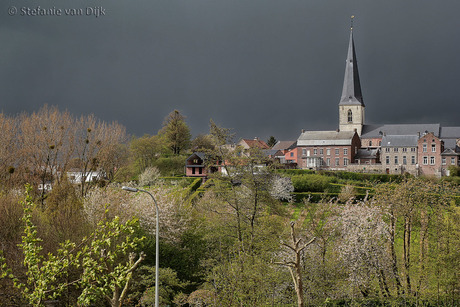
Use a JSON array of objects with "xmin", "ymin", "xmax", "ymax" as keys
[{"xmin": 351, "ymin": 15, "xmax": 355, "ymax": 30}]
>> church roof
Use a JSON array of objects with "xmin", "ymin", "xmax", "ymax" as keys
[
  {"xmin": 339, "ymin": 29, "xmax": 364, "ymax": 107},
  {"xmin": 297, "ymin": 130, "xmax": 356, "ymax": 146},
  {"xmin": 361, "ymin": 124, "xmax": 441, "ymax": 138}
]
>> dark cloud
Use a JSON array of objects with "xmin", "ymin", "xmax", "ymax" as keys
[{"xmin": 1, "ymin": 0, "xmax": 459, "ymax": 142}]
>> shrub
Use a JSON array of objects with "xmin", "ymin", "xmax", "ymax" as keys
[
  {"xmin": 153, "ymin": 156, "xmax": 187, "ymax": 176},
  {"xmin": 291, "ymin": 174, "xmax": 337, "ymax": 192}
]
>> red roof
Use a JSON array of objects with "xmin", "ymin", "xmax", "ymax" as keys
[{"xmin": 241, "ymin": 139, "xmax": 270, "ymax": 149}]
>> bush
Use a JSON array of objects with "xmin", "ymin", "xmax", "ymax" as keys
[
  {"xmin": 448, "ymin": 165, "xmax": 460, "ymax": 177},
  {"xmin": 291, "ymin": 174, "xmax": 337, "ymax": 192},
  {"xmin": 274, "ymin": 169, "xmax": 316, "ymax": 176},
  {"xmin": 319, "ymin": 170, "xmax": 404, "ymax": 183},
  {"xmin": 153, "ymin": 156, "xmax": 187, "ymax": 176}
]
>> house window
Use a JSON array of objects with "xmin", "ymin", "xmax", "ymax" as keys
[
  {"xmin": 394, "ymin": 148, "xmax": 398, "ymax": 152},
  {"xmin": 335, "ymin": 148, "xmax": 339, "ymax": 155},
  {"xmin": 422, "ymin": 143, "xmax": 427, "ymax": 152},
  {"xmin": 394, "ymin": 156, "xmax": 398, "ymax": 165},
  {"xmin": 369, "ymin": 140, "xmax": 372, "ymax": 146},
  {"xmin": 327, "ymin": 149, "xmax": 331, "ymax": 156},
  {"xmin": 320, "ymin": 149, "xmax": 324, "ymax": 155},
  {"xmin": 302, "ymin": 149, "xmax": 306, "ymax": 155},
  {"xmin": 442, "ymin": 158, "xmax": 446, "ymax": 165},
  {"xmin": 423, "ymin": 157, "xmax": 428, "ymax": 165},
  {"xmin": 344, "ymin": 158, "xmax": 349, "ymax": 166},
  {"xmin": 313, "ymin": 149, "xmax": 317, "ymax": 155},
  {"xmin": 385, "ymin": 148, "xmax": 390, "ymax": 152},
  {"xmin": 335, "ymin": 158, "xmax": 340, "ymax": 166},
  {"xmin": 403, "ymin": 156, "xmax": 407, "ymax": 165},
  {"xmin": 344, "ymin": 148, "xmax": 348, "ymax": 155},
  {"xmin": 326, "ymin": 158, "xmax": 331, "ymax": 166},
  {"xmin": 193, "ymin": 159, "xmax": 198, "ymax": 164},
  {"xmin": 347, "ymin": 109, "xmax": 353, "ymax": 122},
  {"xmin": 411, "ymin": 147, "xmax": 416, "ymax": 152},
  {"xmin": 430, "ymin": 157, "xmax": 435, "ymax": 165},
  {"xmin": 402, "ymin": 148, "xmax": 407, "ymax": 152},
  {"xmin": 199, "ymin": 167, "xmax": 203, "ymax": 174},
  {"xmin": 386, "ymin": 156, "xmax": 390, "ymax": 164},
  {"xmin": 452, "ymin": 157, "xmax": 456, "ymax": 165},
  {"xmin": 290, "ymin": 152, "xmax": 294, "ymax": 157},
  {"xmin": 432, "ymin": 144, "xmax": 436, "ymax": 152},
  {"xmin": 411, "ymin": 156, "xmax": 416, "ymax": 165},
  {"xmin": 379, "ymin": 141, "xmax": 382, "ymax": 146},
  {"xmin": 192, "ymin": 167, "xmax": 196, "ymax": 174}
]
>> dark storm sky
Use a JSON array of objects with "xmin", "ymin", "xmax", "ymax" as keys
[{"xmin": 1, "ymin": 0, "xmax": 460, "ymax": 141}]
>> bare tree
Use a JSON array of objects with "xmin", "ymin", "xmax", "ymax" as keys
[{"xmin": 276, "ymin": 222, "xmax": 316, "ymax": 307}]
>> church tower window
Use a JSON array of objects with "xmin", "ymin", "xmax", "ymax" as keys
[{"xmin": 347, "ymin": 110, "xmax": 353, "ymax": 122}]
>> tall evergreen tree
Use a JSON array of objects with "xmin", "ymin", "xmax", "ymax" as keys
[
  {"xmin": 159, "ymin": 110, "xmax": 191, "ymax": 155},
  {"xmin": 267, "ymin": 136, "xmax": 277, "ymax": 148}
]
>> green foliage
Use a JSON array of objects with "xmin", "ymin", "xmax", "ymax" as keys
[
  {"xmin": 291, "ymin": 174, "xmax": 337, "ymax": 192},
  {"xmin": 266, "ymin": 136, "xmax": 277, "ymax": 148},
  {"xmin": 447, "ymin": 165, "xmax": 460, "ymax": 177},
  {"xmin": 159, "ymin": 110, "xmax": 191, "ymax": 155},
  {"xmin": 275, "ymin": 169, "xmax": 316, "ymax": 175},
  {"xmin": 131, "ymin": 266, "xmax": 189, "ymax": 306},
  {"xmin": 152, "ymin": 156, "xmax": 187, "ymax": 176},
  {"xmin": 1, "ymin": 185, "xmax": 145, "ymax": 306},
  {"xmin": 320, "ymin": 170, "xmax": 404, "ymax": 183}
]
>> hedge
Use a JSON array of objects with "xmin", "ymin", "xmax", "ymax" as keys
[
  {"xmin": 293, "ymin": 192, "xmax": 370, "ymax": 203},
  {"xmin": 274, "ymin": 169, "xmax": 316, "ymax": 176},
  {"xmin": 291, "ymin": 174, "xmax": 337, "ymax": 192}
]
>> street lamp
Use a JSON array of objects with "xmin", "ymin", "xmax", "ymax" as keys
[{"xmin": 122, "ymin": 186, "xmax": 160, "ymax": 307}]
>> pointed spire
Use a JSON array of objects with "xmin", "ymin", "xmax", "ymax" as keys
[{"xmin": 339, "ymin": 18, "xmax": 364, "ymax": 107}]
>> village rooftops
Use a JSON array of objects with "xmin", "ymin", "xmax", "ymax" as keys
[
  {"xmin": 381, "ymin": 135, "xmax": 418, "ymax": 148},
  {"xmin": 361, "ymin": 123, "xmax": 441, "ymax": 138},
  {"xmin": 297, "ymin": 130, "xmax": 356, "ymax": 146},
  {"xmin": 271, "ymin": 140, "xmax": 296, "ymax": 151}
]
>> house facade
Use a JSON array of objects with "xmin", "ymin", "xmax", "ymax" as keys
[
  {"xmin": 417, "ymin": 133, "xmax": 444, "ymax": 177},
  {"xmin": 295, "ymin": 130, "xmax": 360, "ymax": 170},
  {"xmin": 185, "ymin": 152, "xmax": 220, "ymax": 179},
  {"xmin": 380, "ymin": 135, "xmax": 419, "ymax": 175}
]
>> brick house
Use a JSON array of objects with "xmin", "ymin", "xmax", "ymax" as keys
[
  {"xmin": 185, "ymin": 152, "xmax": 220, "ymax": 178},
  {"xmin": 294, "ymin": 130, "xmax": 361, "ymax": 170},
  {"xmin": 417, "ymin": 132, "xmax": 444, "ymax": 177}
]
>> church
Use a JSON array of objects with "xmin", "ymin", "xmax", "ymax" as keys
[{"xmin": 285, "ymin": 25, "xmax": 460, "ymax": 177}]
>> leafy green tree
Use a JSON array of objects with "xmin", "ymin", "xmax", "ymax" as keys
[
  {"xmin": 191, "ymin": 134, "xmax": 215, "ymax": 151},
  {"xmin": 159, "ymin": 110, "xmax": 191, "ymax": 155},
  {"xmin": 0, "ymin": 185, "xmax": 145, "ymax": 307}
]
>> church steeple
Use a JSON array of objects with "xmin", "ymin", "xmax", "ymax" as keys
[
  {"xmin": 339, "ymin": 26, "xmax": 364, "ymax": 107},
  {"xmin": 339, "ymin": 17, "xmax": 365, "ymax": 136}
]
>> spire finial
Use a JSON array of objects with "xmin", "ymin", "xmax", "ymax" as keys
[{"xmin": 350, "ymin": 15, "xmax": 355, "ymax": 30}]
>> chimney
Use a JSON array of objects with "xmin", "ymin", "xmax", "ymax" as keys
[
  {"xmin": 301, "ymin": 129, "xmax": 305, "ymax": 133},
  {"xmin": 254, "ymin": 137, "xmax": 258, "ymax": 141}
]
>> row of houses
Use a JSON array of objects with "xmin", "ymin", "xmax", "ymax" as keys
[{"xmin": 185, "ymin": 26, "xmax": 460, "ymax": 179}]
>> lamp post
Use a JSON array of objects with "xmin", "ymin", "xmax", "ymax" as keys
[{"xmin": 122, "ymin": 186, "xmax": 159, "ymax": 307}]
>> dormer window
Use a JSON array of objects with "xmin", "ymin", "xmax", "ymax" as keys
[{"xmin": 347, "ymin": 110, "xmax": 353, "ymax": 123}]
